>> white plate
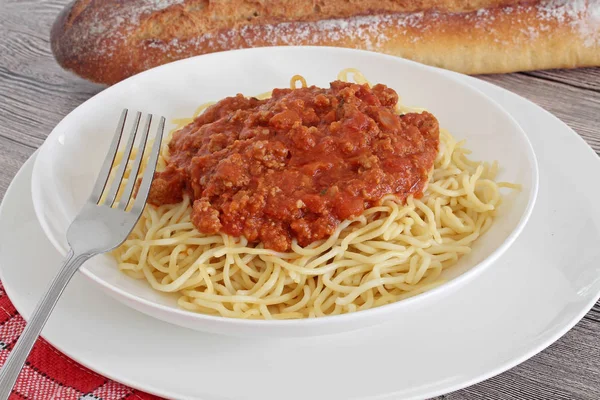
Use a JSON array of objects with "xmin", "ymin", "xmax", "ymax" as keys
[
  {"xmin": 0, "ymin": 70, "xmax": 598, "ymax": 400},
  {"xmin": 30, "ymin": 47, "xmax": 538, "ymax": 336}
]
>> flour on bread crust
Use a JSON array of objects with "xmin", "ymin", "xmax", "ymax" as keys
[{"xmin": 51, "ymin": 0, "xmax": 600, "ymax": 84}]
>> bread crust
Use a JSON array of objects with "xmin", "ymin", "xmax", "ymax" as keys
[{"xmin": 51, "ymin": 0, "xmax": 600, "ymax": 85}]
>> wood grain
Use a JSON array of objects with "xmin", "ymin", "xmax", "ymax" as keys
[{"xmin": 1, "ymin": 1, "xmax": 599, "ymax": 399}]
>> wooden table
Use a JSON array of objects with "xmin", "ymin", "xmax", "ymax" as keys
[{"xmin": 2, "ymin": 1, "xmax": 600, "ymax": 399}]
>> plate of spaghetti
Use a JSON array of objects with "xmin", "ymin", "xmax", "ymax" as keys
[{"xmin": 31, "ymin": 47, "xmax": 538, "ymax": 336}]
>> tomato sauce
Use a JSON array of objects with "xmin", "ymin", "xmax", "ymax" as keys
[{"xmin": 148, "ymin": 81, "xmax": 439, "ymax": 251}]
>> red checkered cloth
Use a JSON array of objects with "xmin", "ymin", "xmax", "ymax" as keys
[{"xmin": 0, "ymin": 283, "xmax": 164, "ymax": 400}]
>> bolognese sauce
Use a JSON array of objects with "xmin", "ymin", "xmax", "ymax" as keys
[{"xmin": 148, "ymin": 81, "xmax": 439, "ymax": 251}]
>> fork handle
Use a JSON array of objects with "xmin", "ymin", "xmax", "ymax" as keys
[{"xmin": 0, "ymin": 249, "xmax": 91, "ymax": 399}]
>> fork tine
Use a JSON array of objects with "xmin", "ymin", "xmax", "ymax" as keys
[
  {"xmin": 131, "ymin": 116, "xmax": 165, "ymax": 214},
  {"xmin": 117, "ymin": 114, "xmax": 154, "ymax": 210},
  {"xmin": 89, "ymin": 109, "xmax": 127, "ymax": 204},
  {"xmin": 102, "ymin": 111, "xmax": 142, "ymax": 207}
]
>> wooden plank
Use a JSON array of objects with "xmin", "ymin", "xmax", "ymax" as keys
[
  {"xmin": 524, "ymin": 68, "xmax": 600, "ymax": 92},
  {"xmin": 0, "ymin": 0, "xmax": 103, "ymax": 149}
]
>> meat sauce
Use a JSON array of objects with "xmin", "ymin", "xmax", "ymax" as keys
[{"xmin": 148, "ymin": 81, "xmax": 439, "ymax": 251}]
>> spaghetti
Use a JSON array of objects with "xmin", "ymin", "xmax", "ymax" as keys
[{"xmin": 111, "ymin": 70, "xmax": 518, "ymax": 319}]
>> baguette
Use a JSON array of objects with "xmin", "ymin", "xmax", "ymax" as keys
[{"xmin": 51, "ymin": 0, "xmax": 600, "ymax": 85}]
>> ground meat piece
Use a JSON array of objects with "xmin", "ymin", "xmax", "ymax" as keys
[
  {"xmin": 147, "ymin": 168, "xmax": 185, "ymax": 205},
  {"xmin": 148, "ymin": 80, "xmax": 439, "ymax": 251},
  {"xmin": 191, "ymin": 199, "xmax": 221, "ymax": 234}
]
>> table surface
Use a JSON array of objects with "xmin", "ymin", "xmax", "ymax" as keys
[{"xmin": 2, "ymin": 1, "xmax": 600, "ymax": 399}]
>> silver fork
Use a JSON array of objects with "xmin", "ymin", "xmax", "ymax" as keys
[{"xmin": 0, "ymin": 109, "xmax": 165, "ymax": 398}]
